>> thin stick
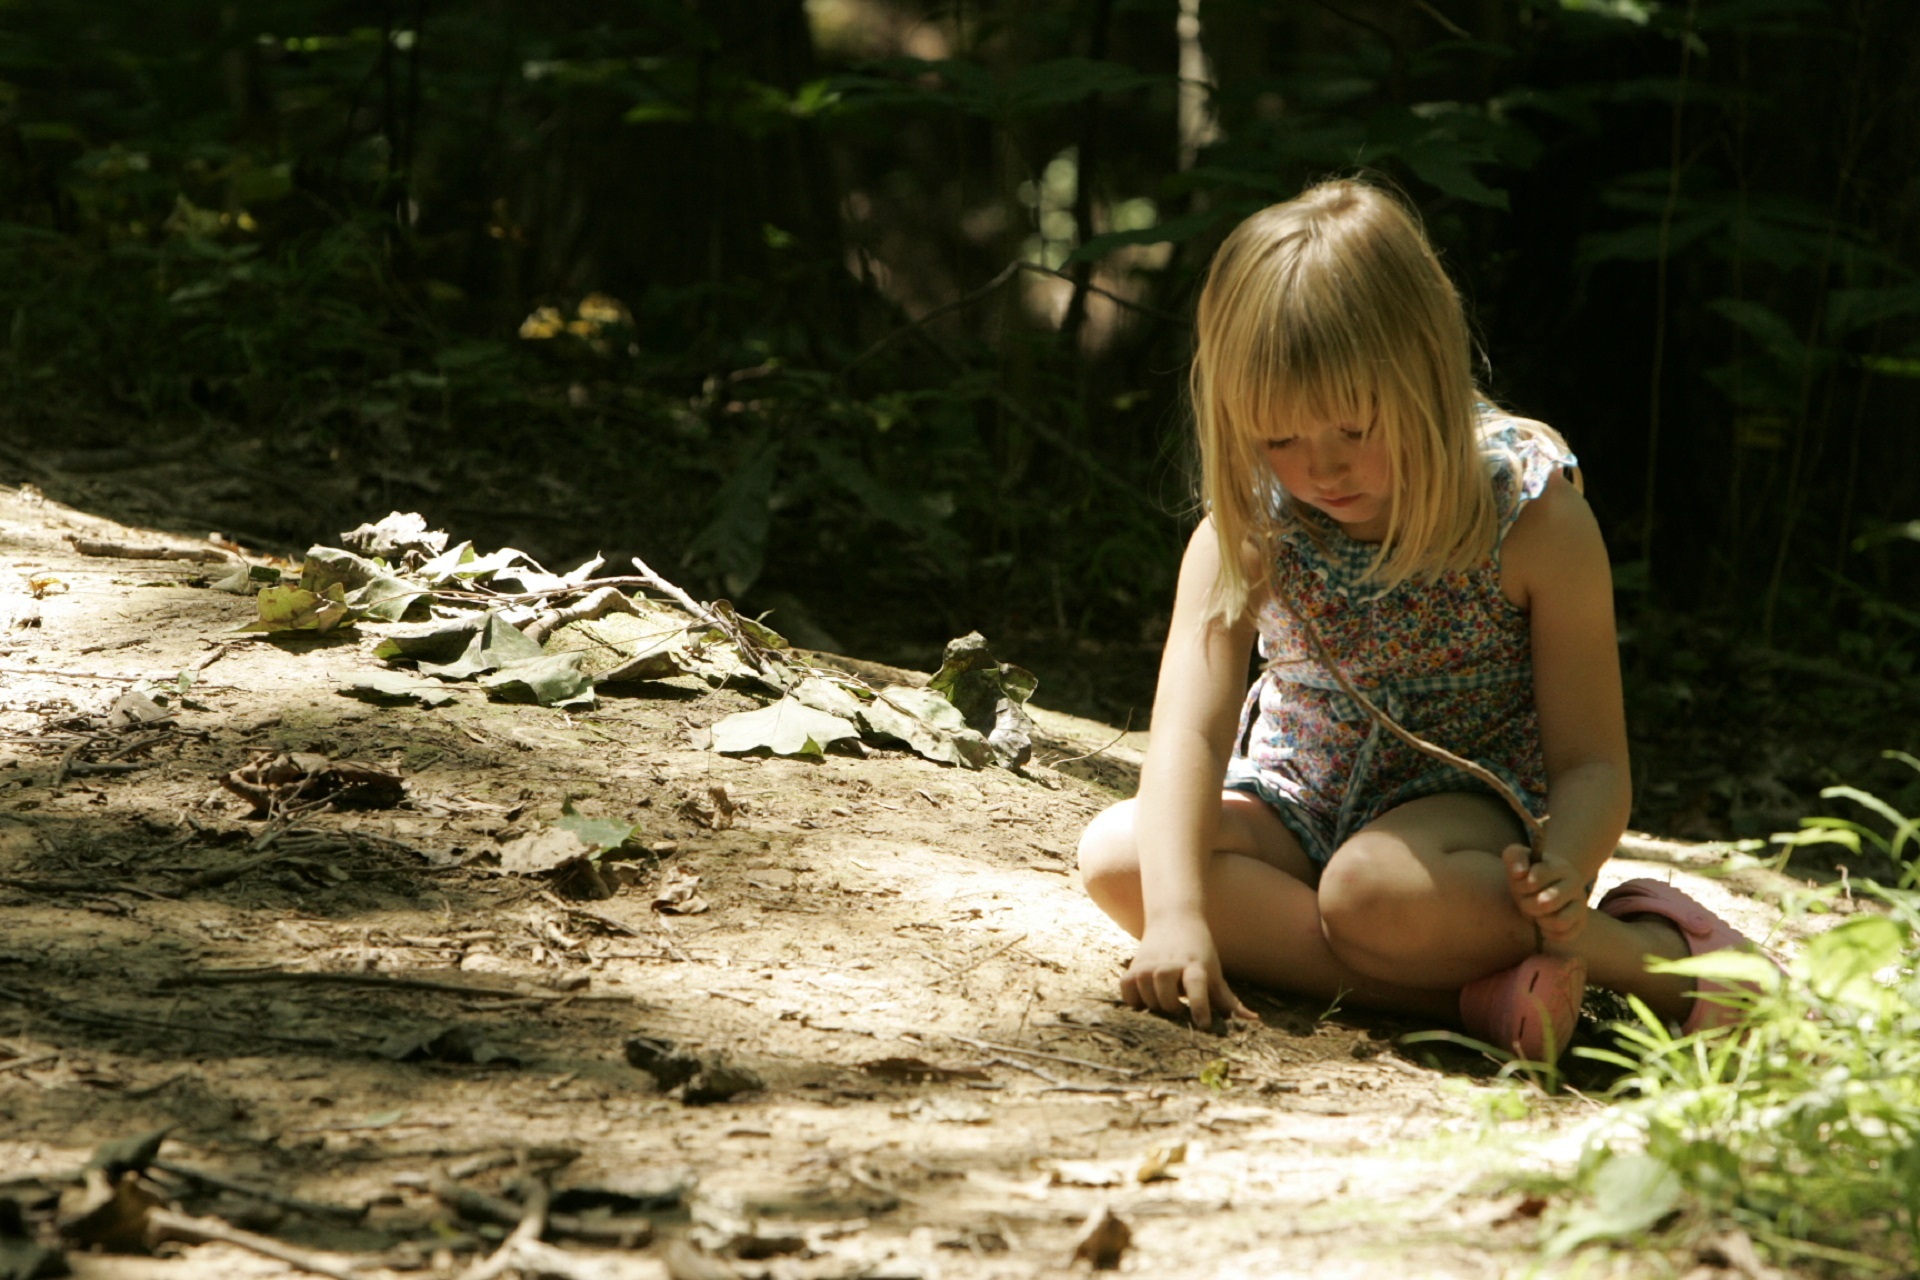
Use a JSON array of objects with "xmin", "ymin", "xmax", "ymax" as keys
[
  {"xmin": 424, "ymin": 574, "xmax": 657, "ymax": 606},
  {"xmin": 1040, "ymin": 712, "xmax": 1135, "ymax": 769},
  {"xmin": 0, "ymin": 875, "xmax": 174, "ymax": 901},
  {"xmin": 431, "ymin": 1176, "xmax": 653, "ymax": 1247},
  {"xmin": 928, "ymin": 1033, "xmax": 1141, "ymax": 1078},
  {"xmin": 628, "ymin": 556, "xmax": 720, "ymax": 628},
  {"xmin": 1270, "ymin": 594, "xmax": 1546, "ymax": 852},
  {"xmin": 157, "ymin": 968, "xmax": 626, "ymax": 1002},
  {"xmin": 64, "ymin": 536, "xmax": 235, "ymax": 564},
  {"xmin": 146, "ymin": 1207, "xmax": 362, "ymax": 1280},
  {"xmin": 153, "ymin": 1160, "xmax": 366, "ymax": 1222},
  {"xmin": 0, "ymin": 987, "xmax": 357, "ymax": 1049},
  {"xmin": 459, "ymin": 1179, "xmax": 548, "ymax": 1280},
  {"xmin": 0, "ymin": 1052, "xmax": 58, "ymax": 1075}
]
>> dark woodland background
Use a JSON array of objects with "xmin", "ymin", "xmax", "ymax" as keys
[{"xmin": 1, "ymin": 0, "xmax": 1916, "ymax": 840}]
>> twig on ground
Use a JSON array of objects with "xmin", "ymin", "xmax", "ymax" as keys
[
  {"xmin": 0, "ymin": 875, "xmax": 174, "ymax": 901},
  {"xmin": 458, "ymin": 1178, "xmax": 549, "ymax": 1280},
  {"xmin": 173, "ymin": 847, "xmax": 304, "ymax": 892},
  {"xmin": 522, "ymin": 584, "xmax": 642, "ymax": 644},
  {"xmin": 0, "ymin": 666, "xmax": 144, "ymax": 682},
  {"xmin": 628, "ymin": 554, "xmax": 784, "ymax": 681},
  {"xmin": 0, "ymin": 1052, "xmax": 59, "ymax": 1075},
  {"xmin": 0, "ymin": 987, "xmax": 354, "ymax": 1049},
  {"xmin": 1038, "ymin": 713, "xmax": 1135, "ymax": 769},
  {"xmin": 64, "ymin": 535, "xmax": 235, "ymax": 564},
  {"xmin": 152, "ymin": 1160, "xmax": 366, "ymax": 1222},
  {"xmin": 536, "ymin": 890, "xmax": 646, "ymax": 938},
  {"xmin": 63, "ymin": 760, "xmax": 151, "ymax": 777},
  {"xmin": 51, "ymin": 740, "xmax": 86, "ymax": 786},
  {"xmin": 922, "ymin": 1033, "xmax": 1140, "ymax": 1078},
  {"xmin": 627, "ymin": 557, "xmax": 718, "ymax": 627},
  {"xmin": 431, "ymin": 1175, "xmax": 653, "ymax": 1247},
  {"xmin": 950, "ymin": 932, "xmax": 1031, "ymax": 978},
  {"xmin": 157, "ymin": 968, "xmax": 631, "ymax": 1003},
  {"xmin": 985, "ymin": 1055, "xmax": 1066, "ymax": 1085},
  {"xmin": 146, "ymin": 1207, "xmax": 361, "ymax": 1280}
]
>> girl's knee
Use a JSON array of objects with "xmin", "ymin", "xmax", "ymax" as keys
[
  {"xmin": 1316, "ymin": 832, "xmax": 1433, "ymax": 955},
  {"xmin": 1076, "ymin": 801, "xmax": 1143, "ymax": 928}
]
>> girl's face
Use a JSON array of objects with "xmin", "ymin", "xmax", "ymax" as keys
[{"xmin": 1262, "ymin": 414, "xmax": 1393, "ymax": 542}]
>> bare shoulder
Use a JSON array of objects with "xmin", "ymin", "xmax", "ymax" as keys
[{"xmin": 1499, "ymin": 471, "xmax": 1609, "ymax": 611}]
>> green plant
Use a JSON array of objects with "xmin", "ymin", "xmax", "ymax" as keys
[
  {"xmin": 1774, "ymin": 751, "xmax": 1920, "ymax": 884},
  {"xmin": 1545, "ymin": 778, "xmax": 1920, "ymax": 1272}
]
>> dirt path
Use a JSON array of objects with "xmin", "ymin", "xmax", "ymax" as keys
[{"xmin": 0, "ymin": 482, "xmax": 1800, "ymax": 1279}]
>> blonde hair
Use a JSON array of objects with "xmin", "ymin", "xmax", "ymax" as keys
[{"xmin": 1192, "ymin": 178, "xmax": 1557, "ymax": 623}]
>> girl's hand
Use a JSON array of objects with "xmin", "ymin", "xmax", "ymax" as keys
[
  {"xmin": 1501, "ymin": 844, "xmax": 1591, "ymax": 946},
  {"xmin": 1121, "ymin": 915, "xmax": 1258, "ymax": 1031}
]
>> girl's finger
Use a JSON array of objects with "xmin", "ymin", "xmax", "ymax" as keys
[
  {"xmin": 1184, "ymin": 965, "xmax": 1214, "ymax": 1029},
  {"xmin": 1502, "ymin": 844, "xmax": 1532, "ymax": 878},
  {"xmin": 1222, "ymin": 983, "xmax": 1260, "ymax": 1021}
]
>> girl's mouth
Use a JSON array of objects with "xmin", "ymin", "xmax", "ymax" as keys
[{"xmin": 1320, "ymin": 494, "xmax": 1361, "ymax": 508}]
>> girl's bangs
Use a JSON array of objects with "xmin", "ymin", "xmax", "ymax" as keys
[{"xmin": 1231, "ymin": 334, "xmax": 1376, "ymax": 445}]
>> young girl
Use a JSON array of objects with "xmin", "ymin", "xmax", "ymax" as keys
[{"xmin": 1077, "ymin": 178, "xmax": 1762, "ymax": 1062}]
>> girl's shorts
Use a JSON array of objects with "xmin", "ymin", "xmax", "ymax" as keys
[{"xmin": 1222, "ymin": 759, "xmax": 1541, "ymax": 868}]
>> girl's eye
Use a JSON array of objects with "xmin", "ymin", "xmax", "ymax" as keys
[
  {"xmin": 1342, "ymin": 425, "xmax": 1370, "ymax": 442},
  {"xmin": 1264, "ymin": 438, "xmax": 1295, "ymax": 450}
]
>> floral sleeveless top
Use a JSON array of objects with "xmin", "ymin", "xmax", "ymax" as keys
[{"xmin": 1223, "ymin": 416, "xmax": 1576, "ymax": 864}]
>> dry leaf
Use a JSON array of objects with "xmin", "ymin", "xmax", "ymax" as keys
[
  {"xmin": 1136, "ymin": 1141, "xmax": 1186, "ymax": 1183},
  {"xmin": 652, "ymin": 867, "xmax": 708, "ymax": 914},
  {"xmin": 57, "ymin": 1168, "xmax": 160, "ymax": 1253},
  {"xmin": 1070, "ymin": 1205, "xmax": 1131, "ymax": 1270}
]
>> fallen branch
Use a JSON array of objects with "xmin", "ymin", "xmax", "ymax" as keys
[
  {"xmin": 153, "ymin": 1160, "xmax": 366, "ymax": 1222},
  {"xmin": 925, "ymin": 1033, "xmax": 1141, "ymax": 1079},
  {"xmin": 1039, "ymin": 712, "xmax": 1135, "ymax": 770},
  {"xmin": 457, "ymin": 1180, "xmax": 549, "ymax": 1280},
  {"xmin": 536, "ymin": 890, "xmax": 647, "ymax": 938},
  {"xmin": 146, "ymin": 1207, "xmax": 361, "ymax": 1280},
  {"xmin": 157, "ymin": 967, "xmax": 619, "ymax": 1002},
  {"xmin": 522, "ymin": 585, "xmax": 642, "ymax": 644},
  {"xmin": 431, "ymin": 1176, "xmax": 653, "ymax": 1248},
  {"xmin": 0, "ymin": 988, "xmax": 355, "ymax": 1049},
  {"xmin": 0, "ymin": 1051, "xmax": 59, "ymax": 1075},
  {"xmin": 64, "ymin": 535, "xmax": 234, "ymax": 564},
  {"xmin": 630, "ymin": 555, "xmax": 784, "ymax": 681},
  {"xmin": 0, "ymin": 666, "xmax": 144, "ymax": 682},
  {"xmin": 0, "ymin": 875, "xmax": 173, "ymax": 901},
  {"xmin": 63, "ymin": 760, "xmax": 152, "ymax": 777}
]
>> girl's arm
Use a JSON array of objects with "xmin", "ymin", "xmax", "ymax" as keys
[
  {"xmin": 1124, "ymin": 517, "xmax": 1261, "ymax": 1028},
  {"xmin": 1501, "ymin": 474, "xmax": 1633, "ymax": 942}
]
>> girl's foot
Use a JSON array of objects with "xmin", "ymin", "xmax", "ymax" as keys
[
  {"xmin": 1458, "ymin": 953, "xmax": 1587, "ymax": 1064},
  {"xmin": 1597, "ymin": 879, "xmax": 1767, "ymax": 1034}
]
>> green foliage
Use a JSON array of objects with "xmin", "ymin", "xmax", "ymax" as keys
[
  {"xmin": 1549, "ymin": 778, "xmax": 1920, "ymax": 1273},
  {"xmin": 1773, "ymin": 752, "xmax": 1920, "ymax": 883},
  {"xmin": 0, "ymin": 0, "xmax": 1912, "ymax": 717}
]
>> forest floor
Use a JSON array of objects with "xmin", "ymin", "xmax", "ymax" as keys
[{"xmin": 0, "ymin": 480, "xmax": 1825, "ymax": 1280}]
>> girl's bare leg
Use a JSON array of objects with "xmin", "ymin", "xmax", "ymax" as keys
[
  {"xmin": 1316, "ymin": 793, "xmax": 1692, "ymax": 1019},
  {"xmin": 1077, "ymin": 793, "xmax": 1458, "ymax": 1020}
]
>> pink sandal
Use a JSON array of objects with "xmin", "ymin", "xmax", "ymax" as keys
[
  {"xmin": 1598, "ymin": 878, "xmax": 1764, "ymax": 1034},
  {"xmin": 1459, "ymin": 953, "xmax": 1587, "ymax": 1063}
]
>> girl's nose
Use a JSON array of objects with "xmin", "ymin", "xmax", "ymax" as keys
[{"xmin": 1307, "ymin": 442, "xmax": 1347, "ymax": 480}]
